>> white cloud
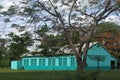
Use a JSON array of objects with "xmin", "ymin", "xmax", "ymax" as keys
[
  {"xmin": 105, "ymin": 15, "xmax": 120, "ymax": 25},
  {"xmin": 0, "ymin": 0, "xmax": 14, "ymax": 11},
  {"xmin": 0, "ymin": 0, "xmax": 27, "ymax": 11}
]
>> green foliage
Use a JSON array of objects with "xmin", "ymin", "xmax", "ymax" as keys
[
  {"xmin": 36, "ymin": 25, "xmax": 80, "ymax": 55},
  {"xmin": 52, "ymin": 0, "xmax": 58, "ymax": 3},
  {"xmin": 0, "ymin": 0, "xmax": 119, "ymax": 71},
  {"xmin": 0, "ymin": 58, "xmax": 10, "ymax": 67},
  {"xmin": 75, "ymin": 71, "xmax": 90, "ymax": 80},
  {"xmin": 96, "ymin": 22, "xmax": 120, "ymax": 34},
  {"xmin": 24, "ymin": 7, "xmax": 34, "ymax": 16},
  {"xmin": 35, "ymin": 25, "xmax": 48, "ymax": 37},
  {"xmin": 35, "ymin": 26, "xmax": 69, "ymax": 55},
  {"xmin": 8, "ymin": 32, "xmax": 33, "ymax": 60},
  {"xmin": 4, "ymin": 18, "xmax": 10, "ymax": 23},
  {"xmin": 93, "ymin": 22, "xmax": 120, "ymax": 57},
  {"xmin": 0, "ymin": 38, "xmax": 7, "ymax": 62},
  {"xmin": 1, "ymin": 6, "xmax": 17, "ymax": 16},
  {"xmin": 89, "ymin": 70, "xmax": 101, "ymax": 80},
  {"xmin": 1, "ymin": 69, "xmax": 119, "ymax": 80},
  {"xmin": 40, "ymin": 47, "xmax": 50, "ymax": 56}
]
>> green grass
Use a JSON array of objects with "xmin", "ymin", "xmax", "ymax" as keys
[{"xmin": 0, "ymin": 68, "xmax": 120, "ymax": 80}]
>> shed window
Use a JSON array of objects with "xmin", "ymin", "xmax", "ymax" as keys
[
  {"xmin": 43, "ymin": 59, "xmax": 45, "ymax": 66},
  {"xmin": 31, "ymin": 59, "xmax": 33, "ymax": 66},
  {"xmin": 71, "ymin": 57, "xmax": 75, "ymax": 66},
  {"xmin": 39, "ymin": 59, "xmax": 42, "ymax": 66},
  {"xmin": 52, "ymin": 58, "xmax": 55, "ymax": 66},
  {"xmin": 59, "ymin": 58, "xmax": 62, "ymax": 66},
  {"xmin": 31, "ymin": 59, "xmax": 36, "ymax": 66},
  {"xmin": 24, "ymin": 59, "xmax": 29, "ymax": 66},
  {"xmin": 34, "ymin": 59, "xmax": 37, "ymax": 66},
  {"xmin": 63, "ymin": 58, "xmax": 67, "ymax": 66},
  {"xmin": 39, "ymin": 59, "xmax": 45, "ymax": 66},
  {"xmin": 24, "ymin": 59, "xmax": 26, "ymax": 65},
  {"xmin": 48, "ymin": 58, "xmax": 55, "ymax": 66},
  {"xmin": 48, "ymin": 58, "xmax": 52, "ymax": 66},
  {"xmin": 26, "ymin": 59, "xmax": 29, "ymax": 66}
]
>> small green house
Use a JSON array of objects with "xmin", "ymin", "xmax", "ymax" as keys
[{"xmin": 11, "ymin": 43, "xmax": 117, "ymax": 70}]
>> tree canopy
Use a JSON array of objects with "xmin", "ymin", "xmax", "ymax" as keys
[
  {"xmin": 8, "ymin": 32, "xmax": 33, "ymax": 60},
  {"xmin": 93, "ymin": 22, "xmax": 120, "ymax": 57}
]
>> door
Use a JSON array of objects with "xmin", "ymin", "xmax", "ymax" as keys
[
  {"xmin": 117, "ymin": 61, "xmax": 120, "ymax": 69},
  {"xmin": 111, "ymin": 60, "xmax": 115, "ymax": 69}
]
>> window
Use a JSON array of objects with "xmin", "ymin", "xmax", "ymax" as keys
[
  {"xmin": 39, "ymin": 59, "xmax": 42, "ymax": 66},
  {"xmin": 63, "ymin": 58, "xmax": 67, "ymax": 66},
  {"xmin": 59, "ymin": 58, "xmax": 62, "ymax": 66},
  {"xmin": 26, "ymin": 59, "xmax": 29, "ymax": 66},
  {"xmin": 43, "ymin": 59, "xmax": 45, "ymax": 66},
  {"xmin": 52, "ymin": 58, "xmax": 55, "ymax": 66},
  {"xmin": 34, "ymin": 59, "xmax": 37, "ymax": 66},
  {"xmin": 31, "ymin": 59, "xmax": 36, "ymax": 66},
  {"xmin": 39, "ymin": 59, "xmax": 45, "ymax": 66},
  {"xmin": 24, "ymin": 59, "xmax": 29, "ymax": 66},
  {"xmin": 71, "ymin": 57, "xmax": 75, "ymax": 66},
  {"xmin": 31, "ymin": 59, "xmax": 34, "ymax": 66},
  {"xmin": 24, "ymin": 59, "xmax": 26, "ymax": 65},
  {"xmin": 48, "ymin": 58, "xmax": 52, "ymax": 66},
  {"xmin": 48, "ymin": 58, "xmax": 56, "ymax": 66}
]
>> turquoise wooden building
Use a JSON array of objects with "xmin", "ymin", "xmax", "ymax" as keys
[{"xmin": 11, "ymin": 43, "xmax": 117, "ymax": 70}]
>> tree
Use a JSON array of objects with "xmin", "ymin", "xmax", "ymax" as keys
[
  {"xmin": 0, "ymin": 38, "xmax": 7, "ymax": 65},
  {"xmin": 36, "ymin": 26, "xmax": 69, "ymax": 55},
  {"xmin": 8, "ymin": 32, "xmax": 33, "ymax": 60},
  {"xmin": 0, "ymin": 0, "xmax": 120, "ymax": 71},
  {"xmin": 0, "ymin": 38, "xmax": 6, "ymax": 56},
  {"xmin": 93, "ymin": 22, "xmax": 120, "ymax": 57}
]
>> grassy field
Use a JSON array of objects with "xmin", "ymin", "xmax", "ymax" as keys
[{"xmin": 0, "ymin": 68, "xmax": 120, "ymax": 80}]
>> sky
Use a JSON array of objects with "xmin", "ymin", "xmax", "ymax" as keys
[
  {"xmin": 0, "ymin": 0, "xmax": 120, "ymax": 36},
  {"xmin": 0, "ymin": 0, "xmax": 120, "ymax": 52},
  {"xmin": 0, "ymin": 0, "xmax": 38, "ymax": 51},
  {"xmin": 0, "ymin": 0, "xmax": 119, "ymax": 34}
]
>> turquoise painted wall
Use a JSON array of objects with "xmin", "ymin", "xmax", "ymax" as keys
[
  {"xmin": 22, "ymin": 55, "xmax": 77, "ymax": 70},
  {"xmin": 11, "ymin": 43, "xmax": 117, "ymax": 70},
  {"xmin": 85, "ymin": 43, "xmax": 117, "ymax": 70},
  {"xmin": 11, "ymin": 60, "xmax": 22, "ymax": 70}
]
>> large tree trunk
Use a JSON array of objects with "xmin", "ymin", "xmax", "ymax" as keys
[{"xmin": 76, "ymin": 56, "xmax": 84, "ymax": 71}]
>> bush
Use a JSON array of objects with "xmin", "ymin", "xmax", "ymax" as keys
[
  {"xmin": 75, "ymin": 71, "xmax": 90, "ymax": 80},
  {"xmin": 72, "ymin": 70, "xmax": 100, "ymax": 80},
  {"xmin": 0, "ymin": 58, "xmax": 10, "ymax": 67}
]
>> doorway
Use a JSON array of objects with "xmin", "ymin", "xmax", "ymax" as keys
[
  {"xmin": 117, "ymin": 61, "xmax": 120, "ymax": 69},
  {"xmin": 111, "ymin": 60, "xmax": 115, "ymax": 69}
]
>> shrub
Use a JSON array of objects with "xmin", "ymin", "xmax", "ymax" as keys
[{"xmin": 0, "ymin": 58, "xmax": 10, "ymax": 67}]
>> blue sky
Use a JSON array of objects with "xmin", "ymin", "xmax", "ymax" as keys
[{"xmin": 0, "ymin": 0, "xmax": 120, "ymax": 36}]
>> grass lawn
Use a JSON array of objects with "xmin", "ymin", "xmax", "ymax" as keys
[{"xmin": 0, "ymin": 68, "xmax": 120, "ymax": 80}]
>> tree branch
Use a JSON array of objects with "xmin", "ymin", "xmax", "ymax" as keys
[
  {"xmin": 102, "ymin": 5, "xmax": 120, "ymax": 19},
  {"xmin": 37, "ymin": 0, "xmax": 57, "ymax": 17},
  {"xmin": 48, "ymin": 0, "xmax": 64, "ymax": 27},
  {"xmin": 96, "ymin": 0, "xmax": 120, "ymax": 21},
  {"xmin": 68, "ymin": 0, "xmax": 77, "ymax": 26},
  {"xmin": 79, "ymin": 10, "xmax": 96, "ymax": 20}
]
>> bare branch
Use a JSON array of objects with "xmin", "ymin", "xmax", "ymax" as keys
[
  {"xmin": 102, "ymin": 5, "xmax": 120, "ymax": 19},
  {"xmin": 49, "ymin": 0, "xmax": 64, "ymax": 27},
  {"xmin": 49, "ymin": 0, "xmax": 59, "ymax": 15},
  {"xmin": 37, "ymin": 0, "xmax": 57, "ymax": 17},
  {"xmin": 79, "ymin": 10, "xmax": 96, "ymax": 20},
  {"xmin": 96, "ymin": 1, "xmax": 120, "ymax": 21},
  {"xmin": 68, "ymin": 0, "xmax": 77, "ymax": 26}
]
